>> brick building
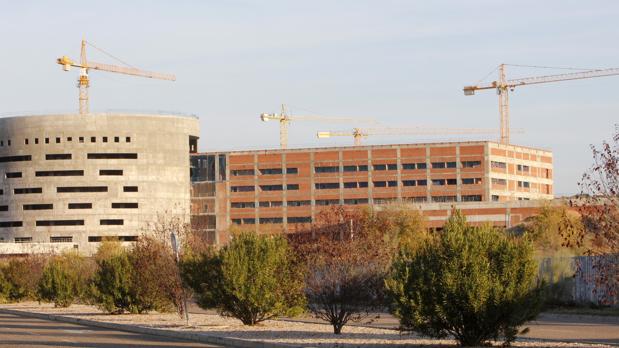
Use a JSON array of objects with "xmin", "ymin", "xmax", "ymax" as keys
[{"xmin": 190, "ymin": 141, "xmax": 553, "ymax": 244}]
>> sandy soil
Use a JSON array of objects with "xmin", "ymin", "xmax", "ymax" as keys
[{"xmin": 0, "ymin": 302, "xmax": 612, "ymax": 347}]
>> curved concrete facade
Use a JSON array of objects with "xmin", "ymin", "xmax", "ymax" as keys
[{"xmin": 0, "ymin": 113, "xmax": 199, "ymax": 254}]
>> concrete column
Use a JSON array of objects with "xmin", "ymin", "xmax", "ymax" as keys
[
  {"xmin": 456, "ymin": 145, "xmax": 461, "ymax": 202},
  {"xmin": 426, "ymin": 145, "xmax": 431, "ymax": 202}
]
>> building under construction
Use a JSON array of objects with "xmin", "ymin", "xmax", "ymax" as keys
[{"xmin": 190, "ymin": 140, "xmax": 553, "ymax": 244}]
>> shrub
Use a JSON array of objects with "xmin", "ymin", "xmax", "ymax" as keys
[
  {"xmin": 186, "ymin": 232, "xmax": 305, "ymax": 325},
  {"xmin": 387, "ymin": 210, "xmax": 544, "ymax": 347},
  {"xmin": 0, "ymin": 266, "xmax": 10, "ymax": 303},
  {"xmin": 38, "ymin": 252, "xmax": 93, "ymax": 307},
  {"xmin": 2, "ymin": 255, "xmax": 47, "ymax": 302},
  {"xmin": 91, "ymin": 242, "xmax": 137, "ymax": 314}
]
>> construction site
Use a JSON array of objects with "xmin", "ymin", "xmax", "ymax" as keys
[{"xmin": 0, "ymin": 39, "xmax": 618, "ymax": 252}]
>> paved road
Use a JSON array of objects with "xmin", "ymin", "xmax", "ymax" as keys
[{"xmin": 0, "ymin": 312, "xmax": 222, "ymax": 348}]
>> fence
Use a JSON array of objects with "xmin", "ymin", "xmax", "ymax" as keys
[{"xmin": 538, "ymin": 255, "xmax": 619, "ymax": 306}]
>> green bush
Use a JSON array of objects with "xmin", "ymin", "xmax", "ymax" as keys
[
  {"xmin": 387, "ymin": 210, "xmax": 544, "ymax": 347},
  {"xmin": 0, "ymin": 266, "xmax": 11, "ymax": 303},
  {"xmin": 91, "ymin": 243, "xmax": 137, "ymax": 314},
  {"xmin": 37, "ymin": 252, "xmax": 93, "ymax": 307},
  {"xmin": 185, "ymin": 232, "xmax": 305, "ymax": 325},
  {"xmin": 2, "ymin": 255, "xmax": 47, "ymax": 302}
]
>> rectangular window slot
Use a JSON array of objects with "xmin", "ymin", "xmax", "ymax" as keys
[
  {"xmin": 46, "ymin": 154, "xmax": 72, "ymax": 160},
  {"xmin": 123, "ymin": 186, "xmax": 138, "ymax": 192},
  {"xmin": 112, "ymin": 203, "xmax": 138, "ymax": 209},
  {"xmin": 462, "ymin": 161, "xmax": 481, "ymax": 168},
  {"xmin": 91, "ymin": 137, "xmax": 96, "ymax": 143},
  {"xmin": 315, "ymin": 182, "xmax": 339, "ymax": 190},
  {"xmin": 287, "ymin": 184, "xmax": 299, "ymax": 190},
  {"xmin": 24, "ymin": 204, "xmax": 53, "ymax": 210},
  {"xmin": 315, "ymin": 199, "xmax": 340, "ymax": 206},
  {"xmin": 100, "ymin": 169, "xmax": 123, "ymax": 176},
  {"xmin": 5, "ymin": 172, "xmax": 22, "ymax": 178},
  {"xmin": 259, "ymin": 217, "xmax": 283, "ymax": 224},
  {"xmin": 14, "ymin": 187, "xmax": 42, "ymax": 194},
  {"xmin": 231, "ymin": 169, "xmax": 254, "ymax": 176},
  {"xmin": 260, "ymin": 185, "xmax": 283, "ymax": 191},
  {"xmin": 417, "ymin": 179, "xmax": 427, "ymax": 186},
  {"xmin": 259, "ymin": 168, "xmax": 283, "ymax": 175},
  {"xmin": 491, "ymin": 161, "xmax": 507, "ymax": 169},
  {"xmin": 287, "ymin": 200, "xmax": 310, "ymax": 207},
  {"xmin": 88, "ymin": 153, "xmax": 138, "ymax": 159},
  {"xmin": 314, "ymin": 166, "xmax": 339, "ymax": 173},
  {"xmin": 37, "ymin": 220, "xmax": 84, "ymax": 226},
  {"xmin": 88, "ymin": 236, "xmax": 102, "ymax": 242},
  {"xmin": 462, "ymin": 178, "xmax": 482, "ymax": 185},
  {"xmin": 36, "ymin": 170, "xmax": 84, "ymax": 177},
  {"xmin": 431, "ymin": 196, "xmax": 457, "ymax": 203},
  {"xmin": 56, "ymin": 137, "xmax": 61, "ymax": 144},
  {"xmin": 14, "ymin": 237, "xmax": 32, "ymax": 243},
  {"xmin": 50, "ymin": 236, "xmax": 73, "ymax": 243},
  {"xmin": 103, "ymin": 137, "xmax": 108, "ymax": 143},
  {"xmin": 69, "ymin": 203, "xmax": 92, "ymax": 209},
  {"xmin": 286, "ymin": 168, "xmax": 298, "ymax": 174},
  {"xmin": 417, "ymin": 162, "xmax": 427, "ymax": 169},
  {"xmin": 288, "ymin": 217, "xmax": 311, "ymax": 223},
  {"xmin": 100, "ymin": 219, "xmax": 124, "ymax": 226},
  {"xmin": 373, "ymin": 181, "xmax": 387, "ymax": 187},
  {"xmin": 402, "ymin": 163, "xmax": 416, "ymax": 170},
  {"xmin": 402, "ymin": 180, "xmax": 416, "ymax": 186},
  {"xmin": 0, "ymin": 221, "xmax": 23, "ymax": 228},
  {"xmin": 57, "ymin": 186, "xmax": 107, "ymax": 193},
  {"xmin": 231, "ymin": 186, "xmax": 255, "ymax": 192},
  {"xmin": 343, "ymin": 198, "xmax": 369, "ymax": 205},
  {"xmin": 0, "ymin": 205, "xmax": 8, "ymax": 211},
  {"xmin": 259, "ymin": 201, "xmax": 283, "ymax": 208},
  {"xmin": 462, "ymin": 195, "xmax": 482, "ymax": 202},
  {"xmin": 231, "ymin": 202, "xmax": 256, "ymax": 209},
  {"xmin": 373, "ymin": 164, "xmax": 387, "ymax": 171},
  {"xmin": 0, "ymin": 155, "xmax": 32, "ymax": 163}
]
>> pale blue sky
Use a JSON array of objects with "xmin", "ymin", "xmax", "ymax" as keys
[{"xmin": 0, "ymin": 1, "xmax": 617, "ymax": 195}]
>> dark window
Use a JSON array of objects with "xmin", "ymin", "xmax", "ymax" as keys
[
  {"xmin": 0, "ymin": 206, "xmax": 7, "ymax": 211},
  {"xmin": 46, "ymin": 154, "xmax": 72, "ymax": 160},
  {"xmin": 315, "ymin": 182, "xmax": 339, "ymax": 189},
  {"xmin": 373, "ymin": 181, "xmax": 387, "ymax": 187},
  {"xmin": 57, "ymin": 186, "xmax": 107, "ymax": 193},
  {"xmin": 491, "ymin": 161, "xmax": 507, "ymax": 169},
  {"xmin": 315, "ymin": 166, "xmax": 339, "ymax": 173},
  {"xmin": 343, "ymin": 198, "xmax": 369, "ymax": 205},
  {"xmin": 404, "ymin": 196, "xmax": 427, "ymax": 203},
  {"xmin": 446, "ymin": 162, "xmax": 457, "ymax": 168},
  {"xmin": 231, "ymin": 169, "xmax": 254, "ymax": 176},
  {"xmin": 432, "ymin": 179, "xmax": 445, "ymax": 186},
  {"xmin": 114, "ymin": 136, "xmax": 120, "ymax": 143},
  {"xmin": 260, "ymin": 184, "xmax": 283, "ymax": 191},
  {"xmin": 315, "ymin": 199, "xmax": 340, "ymax": 206},
  {"xmin": 24, "ymin": 139, "xmax": 28, "ymax": 145},
  {"xmin": 35, "ymin": 138, "xmax": 39, "ymax": 144},
  {"xmin": 14, "ymin": 237, "xmax": 32, "ymax": 243},
  {"xmin": 259, "ymin": 201, "xmax": 283, "ymax": 208},
  {"xmin": 67, "ymin": 137, "xmax": 72, "ymax": 142},
  {"xmin": 447, "ymin": 178, "xmax": 457, "ymax": 185},
  {"xmin": 417, "ymin": 162, "xmax": 427, "ymax": 169},
  {"xmin": 56, "ymin": 137, "xmax": 61, "ymax": 144},
  {"xmin": 358, "ymin": 165, "xmax": 369, "ymax": 171},
  {"xmin": 0, "ymin": 155, "xmax": 32, "ymax": 163},
  {"xmin": 287, "ymin": 200, "xmax": 310, "ymax": 207},
  {"xmin": 103, "ymin": 136, "xmax": 108, "ymax": 143},
  {"xmin": 119, "ymin": 236, "xmax": 138, "ymax": 242},
  {"xmin": 462, "ymin": 161, "xmax": 481, "ymax": 168},
  {"xmin": 231, "ymin": 219, "xmax": 242, "ymax": 225},
  {"xmin": 37, "ymin": 220, "xmax": 84, "ymax": 226},
  {"xmin": 431, "ymin": 196, "xmax": 457, "ymax": 203},
  {"xmin": 231, "ymin": 186, "xmax": 255, "ymax": 192},
  {"xmin": 492, "ymin": 178, "xmax": 507, "ymax": 185},
  {"xmin": 358, "ymin": 181, "xmax": 369, "ymax": 188},
  {"xmin": 373, "ymin": 164, "xmax": 386, "ymax": 171},
  {"xmin": 402, "ymin": 180, "xmax": 416, "ymax": 186},
  {"xmin": 88, "ymin": 153, "xmax": 138, "ymax": 159},
  {"xmin": 79, "ymin": 137, "xmax": 84, "ymax": 143},
  {"xmin": 492, "ymin": 195, "xmax": 500, "ymax": 201},
  {"xmin": 100, "ymin": 219, "xmax": 124, "ymax": 226},
  {"xmin": 0, "ymin": 189, "xmax": 3, "ymax": 195},
  {"xmin": 126, "ymin": 137, "xmax": 131, "ymax": 143},
  {"xmin": 462, "ymin": 178, "xmax": 482, "ymax": 185},
  {"xmin": 402, "ymin": 163, "xmax": 415, "ymax": 170},
  {"xmin": 288, "ymin": 217, "xmax": 312, "ymax": 223},
  {"xmin": 91, "ymin": 137, "xmax": 96, "ymax": 143},
  {"xmin": 100, "ymin": 169, "xmax": 123, "ymax": 176},
  {"xmin": 50, "ymin": 236, "xmax": 73, "ymax": 243},
  {"xmin": 112, "ymin": 203, "xmax": 139, "ymax": 209},
  {"xmin": 68, "ymin": 203, "xmax": 92, "ymax": 209},
  {"xmin": 14, "ymin": 187, "xmax": 42, "ymax": 194},
  {"xmin": 344, "ymin": 182, "xmax": 357, "ymax": 189},
  {"xmin": 260, "ymin": 168, "xmax": 283, "ymax": 175},
  {"xmin": 259, "ymin": 217, "xmax": 283, "ymax": 224},
  {"xmin": 5, "ymin": 172, "xmax": 22, "ymax": 178},
  {"xmin": 7, "ymin": 140, "xmax": 10, "ymax": 146},
  {"xmin": 387, "ymin": 164, "xmax": 398, "ymax": 170},
  {"xmin": 462, "ymin": 195, "xmax": 482, "ymax": 202},
  {"xmin": 343, "ymin": 165, "xmax": 357, "ymax": 172},
  {"xmin": 242, "ymin": 218, "xmax": 256, "ymax": 224},
  {"xmin": 45, "ymin": 138, "xmax": 49, "ymax": 144},
  {"xmin": 286, "ymin": 168, "xmax": 298, "ymax": 174},
  {"xmin": 123, "ymin": 186, "xmax": 138, "ymax": 192},
  {"xmin": 36, "ymin": 170, "xmax": 83, "ymax": 177},
  {"xmin": 0, "ymin": 221, "xmax": 22, "ymax": 228},
  {"xmin": 287, "ymin": 184, "xmax": 299, "ymax": 190},
  {"xmin": 388, "ymin": 181, "xmax": 398, "ymax": 187},
  {"xmin": 24, "ymin": 204, "xmax": 53, "ymax": 210},
  {"xmin": 417, "ymin": 179, "xmax": 428, "ymax": 186},
  {"xmin": 231, "ymin": 202, "xmax": 255, "ymax": 209},
  {"xmin": 432, "ymin": 162, "xmax": 446, "ymax": 169},
  {"xmin": 88, "ymin": 236, "xmax": 103, "ymax": 242}
]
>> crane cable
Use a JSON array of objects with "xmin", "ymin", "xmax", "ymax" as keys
[{"xmin": 85, "ymin": 40, "xmax": 137, "ymax": 69}]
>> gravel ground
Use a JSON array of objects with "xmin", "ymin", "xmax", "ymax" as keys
[{"xmin": 0, "ymin": 302, "xmax": 612, "ymax": 347}]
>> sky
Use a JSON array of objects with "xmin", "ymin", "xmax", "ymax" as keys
[{"xmin": 0, "ymin": 1, "xmax": 617, "ymax": 195}]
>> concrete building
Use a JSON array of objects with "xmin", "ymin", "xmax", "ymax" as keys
[
  {"xmin": 190, "ymin": 141, "xmax": 553, "ymax": 243},
  {"xmin": 0, "ymin": 113, "xmax": 199, "ymax": 254}
]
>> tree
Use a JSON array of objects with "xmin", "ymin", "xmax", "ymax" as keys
[
  {"xmin": 37, "ymin": 252, "xmax": 93, "ymax": 307},
  {"xmin": 0, "ymin": 267, "xmax": 11, "ymax": 303},
  {"xmin": 519, "ymin": 205, "xmax": 586, "ymax": 255},
  {"xmin": 90, "ymin": 241, "xmax": 138, "ymax": 314},
  {"xmin": 186, "ymin": 231, "xmax": 305, "ymax": 325},
  {"xmin": 575, "ymin": 127, "xmax": 619, "ymax": 305},
  {"xmin": 1, "ymin": 255, "xmax": 47, "ymax": 302},
  {"xmin": 386, "ymin": 210, "xmax": 544, "ymax": 347}
]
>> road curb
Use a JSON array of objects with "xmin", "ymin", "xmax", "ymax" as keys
[{"xmin": 0, "ymin": 308, "xmax": 295, "ymax": 348}]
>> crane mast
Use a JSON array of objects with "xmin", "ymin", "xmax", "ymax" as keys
[
  {"xmin": 464, "ymin": 64, "xmax": 619, "ymax": 144},
  {"xmin": 57, "ymin": 39, "xmax": 176, "ymax": 115}
]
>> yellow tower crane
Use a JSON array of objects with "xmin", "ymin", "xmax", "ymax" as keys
[
  {"xmin": 57, "ymin": 40, "xmax": 176, "ymax": 115},
  {"xmin": 317, "ymin": 127, "xmax": 503, "ymax": 146},
  {"xmin": 464, "ymin": 64, "xmax": 619, "ymax": 145},
  {"xmin": 260, "ymin": 104, "xmax": 374, "ymax": 149}
]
